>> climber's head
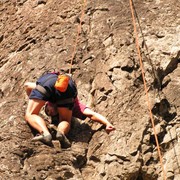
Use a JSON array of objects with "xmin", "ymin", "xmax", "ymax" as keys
[{"xmin": 44, "ymin": 102, "xmax": 58, "ymax": 116}]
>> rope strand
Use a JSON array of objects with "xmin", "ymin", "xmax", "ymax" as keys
[{"xmin": 129, "ymin": 0, "xmax": 167, "ymax": 179}]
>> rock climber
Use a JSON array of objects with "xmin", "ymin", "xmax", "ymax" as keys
[{"xmin": 24, "ymin": 74, "xmax": 115, "ymax": 148}]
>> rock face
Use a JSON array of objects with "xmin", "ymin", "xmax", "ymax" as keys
[{"xmin": 0, "ymin": 0, "xmax": 179, "ymax": 179}]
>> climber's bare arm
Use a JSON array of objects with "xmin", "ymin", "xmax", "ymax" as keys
[{"xmin": 83, "ymin": 108, "xmax": 115, "ymax": 133}]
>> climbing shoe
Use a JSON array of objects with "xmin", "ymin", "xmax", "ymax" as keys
[
  {"xmin": 32, "ymin": 133, "xmax": 52, "ymax": 145},
  {"xmin": 56, "ymin": 131, "xmax": 71, "ymax": 149}
]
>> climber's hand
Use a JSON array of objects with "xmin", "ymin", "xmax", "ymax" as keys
[{"xmin": 106, "ymin": 123, "xmax": 116, "ymax": 134}]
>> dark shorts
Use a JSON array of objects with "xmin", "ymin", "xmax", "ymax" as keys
[{"xmin": 30, "ymin": 89, "xmax": 49, "ymax": 101}]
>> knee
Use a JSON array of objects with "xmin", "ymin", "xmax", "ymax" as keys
[
  {"xmin": 57, "ymin": 121, "xmax": 71, "ymax": 134},
  {"xmin": 24, "ymin": 114, "xmax": 29, "ymax": 122},
  {"xmin": 58, "ymin": 121, "xmax": 71, "ymax": 127},
  {"xmin": 24, "ymin": 112, "xmax": 32, "ymax": 122},
  {"xmin": 64, "ymin": 120, "xmax": 71, "ymax": 126},
  {"xmin": 24, "ymin": 82, "xmax": 29, "ymax": 90},
  {"xmin": 24, "ymin": 82, "xmax": 35, "ymax": 96}
]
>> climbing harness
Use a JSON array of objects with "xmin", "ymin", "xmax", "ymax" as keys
[{"xmin": 129, "ymin": 0, "xmax": 167, "ymax": 179}]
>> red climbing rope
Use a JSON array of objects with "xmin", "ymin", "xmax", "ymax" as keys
[
  {"xmin": 69, "ymin": 0, "xmax": 87, "ymax": 74},
  {"xmin": 129, "ymin": 0, "xmax": 167, "ymax": 179}
]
